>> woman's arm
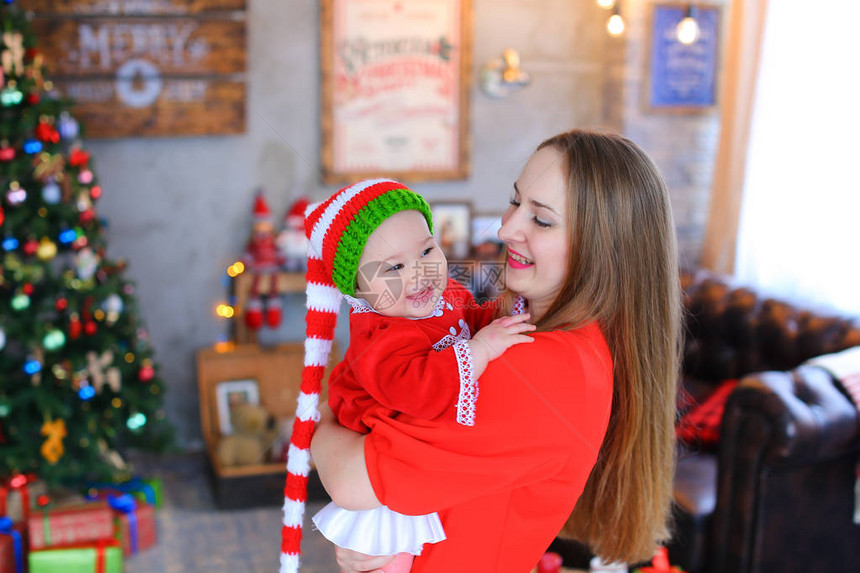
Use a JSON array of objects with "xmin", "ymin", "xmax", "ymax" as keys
[{"xmin": 311, "ymin": 404, "xmax": 381, "ymax": 510}]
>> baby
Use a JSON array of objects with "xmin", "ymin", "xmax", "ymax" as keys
[{"xmin": 280, "ymin": 179, "xmax": 533, "ymax": 573}]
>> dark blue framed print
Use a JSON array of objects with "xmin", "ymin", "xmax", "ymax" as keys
[{"xmin": 648, "ymin": 4, "xmax": 721, "ymax": 111}]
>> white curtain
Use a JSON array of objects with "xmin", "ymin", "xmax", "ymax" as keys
[{"xmin": 734, "ymin": 1, "xmax": 860, "ymax": 317}]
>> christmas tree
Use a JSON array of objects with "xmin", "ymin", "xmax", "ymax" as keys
[{"xmin": 0, "ymin": 2, "xmax": 172, "ymax": 486}]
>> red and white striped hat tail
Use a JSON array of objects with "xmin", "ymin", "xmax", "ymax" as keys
[{"xmin": 280, "ymin": 233, "xmax": 342, "ymax": 573}]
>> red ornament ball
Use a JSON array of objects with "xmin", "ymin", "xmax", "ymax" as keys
[
  {"xmin": 37, "ymin": 494, "xmax": 50, "ymax": 507},
  {"xmin": 56, "ymin": 298, "xmax": 68, "ymax": 311},
  {"xmin": 84, "ymin": 321, "xmax": 97, "ymax": 336},
  {"xmin": 79, "ymin": 209, "xmax": 96, "ymax": 224},
  {"xmin": 90, "ymin": 186, "xmax": 102, "ymax": 200},
  {"xmin": 27, "ymin": 93, "xmax": 40, "ymax": 105},
  {"xmin": 0, "ymin": 146, "xmax": 15, "ymax": 162},
  {"xmin": 139, "ymin": 365, "xmax": 155, "ymax": 382},
  {"xmin": 23, "ymin": 239, "xmax": 39, "ymax": 256},
  {"xmin": 22, "ymin": 283, "xmax": 34, "ymax": 295}
]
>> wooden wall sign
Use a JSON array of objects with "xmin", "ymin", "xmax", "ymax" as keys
[
  {"xmin": 25, "ymin": 0, "xmax": 246, "ymax": 138},
  {"xmin": 320, "ymin": 0, "xmax": 473, "ymax": 183}
]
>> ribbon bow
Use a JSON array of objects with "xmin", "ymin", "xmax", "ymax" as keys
[{"xmin": 107, "ymin": 494, "xmax": 139, "ymax": 554}]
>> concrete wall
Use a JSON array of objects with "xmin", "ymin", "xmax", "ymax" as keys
[{"xmin": 87, "ymin": 0, "xmax": 720, "ymax": 447}]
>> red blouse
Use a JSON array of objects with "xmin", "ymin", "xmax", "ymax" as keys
[{"xmin": 364, "ymin": 322, "xmax": 613, "ymax": 573}]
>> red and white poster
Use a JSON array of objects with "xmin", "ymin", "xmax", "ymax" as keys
[{"xmin": 322, "ymin": 0, "xmax": 471, "ymax": 182}]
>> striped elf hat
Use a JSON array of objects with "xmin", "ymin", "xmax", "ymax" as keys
[{"xmin": 280, "ymin": 179, "xmax": 433, "ymax": 573}]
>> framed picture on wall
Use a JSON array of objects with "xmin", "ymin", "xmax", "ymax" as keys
[
  {"xmin": 320, "ymin": 0, "xmax": 473, "ymax": 183},
  {"xmin": 431, "ymin": 201, "xmax": 472, "ymax": 260},
  {"xmin": 646, "ymin": 3, "xmax": 722, "ymax": 112}
]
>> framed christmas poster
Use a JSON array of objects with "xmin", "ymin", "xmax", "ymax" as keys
[{"xmin": 321, "ymin": 0, "xmax": 473, "ymax": 183}]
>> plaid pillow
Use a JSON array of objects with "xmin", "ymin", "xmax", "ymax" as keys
[{"xmin": 676, "ymin": 379, "xmax": 739, "ymax": 449}]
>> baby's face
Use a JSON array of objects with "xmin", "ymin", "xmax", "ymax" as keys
[{"xmin": 355, "ymin": 210, "xmax": 448, "ymax": 318}]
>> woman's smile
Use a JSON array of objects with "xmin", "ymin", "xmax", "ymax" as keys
[{"xmin": 507, "ymin": 248, "xmax": 534, "ymax": 268}]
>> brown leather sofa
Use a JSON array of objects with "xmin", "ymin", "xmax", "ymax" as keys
[
  {"xmin": 669, "ymin": 270, "xmax": 860, "ymax": 573},
  {"xmin": 549, "ymin": 270, "xmax": 860, "ymax": 572}
]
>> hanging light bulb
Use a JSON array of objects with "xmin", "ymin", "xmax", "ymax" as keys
[
  {"xmin": 607, "ymin": 5, "xmax": 625, "ymax": 36},
  {"xmin": 676, "ymin": 5, "xmax": 701, "ymax": 45},
  {"xmin": 596, "ymin": 0, "xmax": 615, "ymax": 8}
]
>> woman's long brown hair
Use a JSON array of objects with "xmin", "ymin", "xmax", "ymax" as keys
[{"xmin": 501, "ymin": 130, "xmax": 682, "ymax": 563}]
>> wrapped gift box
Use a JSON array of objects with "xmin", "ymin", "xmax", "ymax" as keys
[
  {"xmin": 88, "ymin": 476, "xmax": 163, "ymax": 508},
  {"xmin": 27, "ymin": 501, "xmax": 113, "ymax": 550},
  {"xmin": 29, "ymin": 539, "xmax": 122, "ymax": 573},
  {"xmin": 0, "ymin": 475, "xmax": 48, "ymax": 522},
  {"xmin": 107, "ymin": 495, "xmax": 157, "ymax": 556},
  {"xmin": 0, "ymin": 517, "xmax": 25, "ymax": 573}
]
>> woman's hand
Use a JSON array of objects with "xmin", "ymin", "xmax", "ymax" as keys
[{"xmin": 335, "ymin": 546, "xmax": 395, "ymax": 573}]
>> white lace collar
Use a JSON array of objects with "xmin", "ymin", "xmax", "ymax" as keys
[{"xmin": 344, "ymin": 293, "xmax": 449, "ymax": 320}]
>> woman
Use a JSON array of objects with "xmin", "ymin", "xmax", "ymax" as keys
[{"xmin": 311, "ymin": 129, "xmax": 682, "ymax": 572}]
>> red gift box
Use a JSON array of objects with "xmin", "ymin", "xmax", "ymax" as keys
[
  {"xmin": 27, "ymin": 501, "xmax": 114, "ymax": 550},
  {"xmin": 109, "ymin": 496, "xmax": 157, "ymax": 556},
  {"xmin": 0, "ymin": 474, "xmax": 46, "ymax": 522}
]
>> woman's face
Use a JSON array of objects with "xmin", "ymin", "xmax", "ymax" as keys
[{"xmin": 498, "ymin": 146, "xmax": 570, "ymax": 318}]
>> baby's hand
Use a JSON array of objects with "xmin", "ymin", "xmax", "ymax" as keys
[{"xmin": 469, "ymin": 313, "xmax": 535, "ymax": 367}]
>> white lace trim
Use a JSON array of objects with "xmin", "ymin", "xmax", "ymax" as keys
[
  {"xmin": 344, "ymin": 294, "xmax": 375, "ymax": 314},
  {"xmin": 512, "ymin": 295, "xmax": 526, "ymax": 316},
  {"xmin": 343, "ymin": 294, "xmax": 450, "ymax": 320},
  {"xmin": 432, "ymin": 319, "xmax": 471, "ymax": 352},
  {"xmin": 453, "ymin": 339, "xmax": 477, "ymax": 426}
]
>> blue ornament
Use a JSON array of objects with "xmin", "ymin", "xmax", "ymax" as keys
[
  {"xmin": 24, "ymin": 359, "xmax": 42, "ymax": 375},
  {"xmin": 2, "ymin": 237, "xmax": 19, "ymax": 251},
  {"xmin": 58, "ymin": 112, "xmax": 80, "ymax": 140},
  {"xmin": 79, "ymin": 385, "xmax": 96, "ymax": 400},
  {"xmin": 42, "ymin": 181, "xmax": 62, "ymax": 204},
  {"xmin": 23, "ymin": 139, "xmax": 42, "ymax": 154},
  {"xmin": 58, "ymin": 228, "xmax": 77, "ymax": 244}
]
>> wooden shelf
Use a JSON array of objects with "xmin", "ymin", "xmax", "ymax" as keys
[{"xmin": 232, "ymin": 271, "xmax": 305, "ymax": 344}]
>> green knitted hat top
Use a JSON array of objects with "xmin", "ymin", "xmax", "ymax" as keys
[{"xmin": 304, "ymin": 179, "xmax": 434, "ymax": 297}]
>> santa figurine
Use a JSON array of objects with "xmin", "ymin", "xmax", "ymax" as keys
[
  {"xmin": 243, "ymin": 190, "xmax": 285, "ymax": 330},
  {"xmin": 276, "ymin": 196, "xmax": 310, "ymax": 272}
]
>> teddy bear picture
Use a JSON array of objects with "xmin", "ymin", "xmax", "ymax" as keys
[
  {"xmin": 215, "ymin": 379, "xmax": 260, "ymax": 435},
  {"xmin": 213, "ymin": 379, "xmax": 294, "ymax": 467}
]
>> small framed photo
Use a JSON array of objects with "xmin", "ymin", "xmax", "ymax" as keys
[
  {"xmin": 431, "ymin": 202, "xmax": 472, "ymax": 260},
  {"xmin": 215, "ymin": 379, "xmax": 260, "ymax": 435}
]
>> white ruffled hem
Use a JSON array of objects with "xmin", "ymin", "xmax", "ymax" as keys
[{"xmin": 311, "ymin": 502, "xmax": 446, "ymax": 556}]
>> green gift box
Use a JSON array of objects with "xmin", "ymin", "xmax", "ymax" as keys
[{"xmin": 29, "ymin": 539, "xmax": 122, "ymax": 573}]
